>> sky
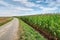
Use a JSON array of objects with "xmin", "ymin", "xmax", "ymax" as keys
[{"xmin": 0, "ymin": 0, "xmax": 60, "ymax": 16}]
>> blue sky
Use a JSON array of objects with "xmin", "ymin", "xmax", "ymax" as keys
[{"xmin": 0, "ymin": 0, "xmax": 60, "ymax": 16}]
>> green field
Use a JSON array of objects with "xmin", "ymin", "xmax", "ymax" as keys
[
  {"xmin": 18, "ymin": 19, "xmax": 46, "ymax": 40},
  {"xmin": 20, "ymin": 14, "xmax": 60, "ymax": 40},
  {"xmin": 0, "ymin": 17, "xmax": 13, "ymax": 26}
]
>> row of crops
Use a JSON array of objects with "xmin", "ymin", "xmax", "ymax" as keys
[
  {"xmin": 18, "ymin": 19, "xmax": 46, "ymax": 40},
  {"xmin": 20, "ymin": 14, "xmax": 60, "ymax": 40}
]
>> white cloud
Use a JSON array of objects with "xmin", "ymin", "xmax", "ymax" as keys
[
  {"xmin": 57, "ymin": 0, "xmax": 60, "ymax": 3},
  {"xmin": 0, "ymin": 0, "xmax": 34, "ymax": 11},
  {"xmin": 0, "ymin": 0, "xmax": 60, "ymax": 16},
  {"xmin": 45, "ymin": 0, "xmax": 60, "ymax": 7},
  {"xmin": 0, "ymin": 10, "xmax": 14, "ymax": 16},
  {"xmin": 13, "ymin": 0, "xmax": 36, "ymax": 7},
  {"xmin": 24, "ymin": 2, "xmax": 36, "ymax": 7},
  {"xmin": 43, "ymin": 7, "xmax": 57, "ymax": 10},
  {"xmin": 0, "ymin": 0, "xmax": 35, "ymax": 16},
  {"xmin": 0, "ymin": 1, "xmax": 11, "ymax": 7},
  {"xmin": 55, "ymin": 0, "xmax": 60, "ymax": 7},
  {"xmin": 13, "ymin": 0, "xmax": 60, "ymax": 9},
  {"xmin": 39, "ymin": 6, "xmax": 57, "ymax": 13},
  {"xmin": 13, "ymin": 0, "xmax": 27, "ymax": 2},
  {"xmin": 36, "ymin": 0, "xmax": 42, "ymax": 3},
  {"xmin": 14, "ymin": 6, "xmax": 34, "ymax": 11}
]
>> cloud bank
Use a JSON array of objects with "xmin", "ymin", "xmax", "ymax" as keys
[{"xmin": 0, "ymin": 0, "xmax": 60, "ymax": 16}]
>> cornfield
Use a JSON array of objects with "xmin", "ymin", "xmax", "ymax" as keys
[{"xmin": 20, "ymin": 14, "xmax": 60, "ymax": 39}]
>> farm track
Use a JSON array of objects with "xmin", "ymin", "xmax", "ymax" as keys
[
  {"xmin": 21, "ymin": 19, "xmax": 58, "ymax": 40},
  {"xmin": 0, "ymin": 18, "xmax": 19, "ymax": 40}
]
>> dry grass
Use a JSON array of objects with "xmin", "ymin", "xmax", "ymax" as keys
[{"xmin": 0, "ymin": 17, "xmax": 13, "ymax": 26}]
